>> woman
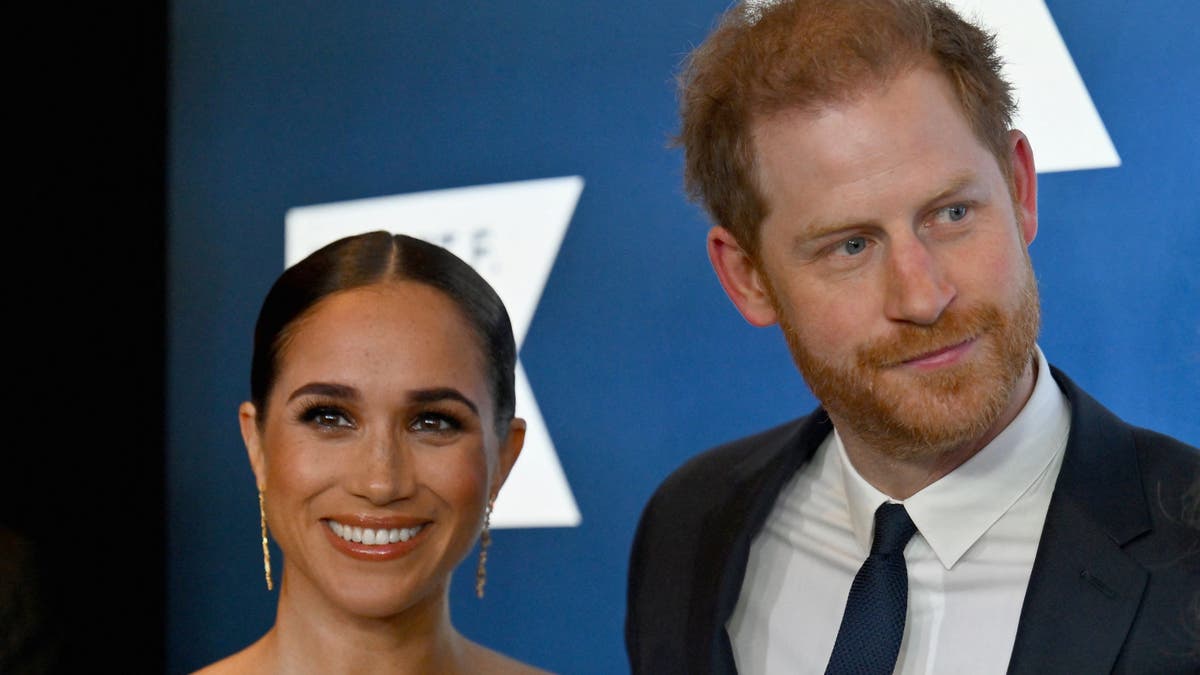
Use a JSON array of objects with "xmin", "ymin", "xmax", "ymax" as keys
[{"xmin": 197, "ymin": 231, "xmax": 552, "ymax": 674}]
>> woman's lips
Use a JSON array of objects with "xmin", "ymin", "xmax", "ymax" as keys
[
  {"xmin": 327, "ymin": 520, "xmax": 424, "ymax": 544},
  {"xmin": 321, "ymin": 517, "xmax": 431, "ymax": 561}
]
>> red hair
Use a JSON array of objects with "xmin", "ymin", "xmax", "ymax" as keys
[{"xmin": 676, "ymin": 0, "xmax": 1015, "ymax": 254}]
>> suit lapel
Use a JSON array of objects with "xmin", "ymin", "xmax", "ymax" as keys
[
  {"xmin": 688, "ymin": 411, "xmax": 833, "ymax": 674},
  {"xmin": 1007, "ymin": 368, "xmax": 1152, "ymax": 674},
  {"xmin": 681, "ymin": 368, "xmax": 1154, "ymax": 673},
  {"xmin": 1007, "ymin": 497, "xmax": 1149, "ymax": 673}
]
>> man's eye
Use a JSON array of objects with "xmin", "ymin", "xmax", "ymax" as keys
[
  {"xmin": 840, "ymin": 237, "xmax": 868, "ymax": 255},
  {"xmin": 943, "ymin": 204, "xmax": 968, "ymax": 221}
]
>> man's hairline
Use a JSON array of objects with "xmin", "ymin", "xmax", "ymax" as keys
[{"xmin": 731, "ymin": 64, "xmax": 1019, "ymax": 263}]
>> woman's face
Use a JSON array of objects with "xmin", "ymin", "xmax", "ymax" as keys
[{"xmin": 240, "ymin": 281, "xmax": 523, "ymax": 620}]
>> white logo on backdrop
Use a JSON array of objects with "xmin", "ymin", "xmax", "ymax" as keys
[
  {"xmin": 284, "ymin": 175, "xmax": 585, "ymax": 529},
  {"xmin": 745, "ymin": 0, "xmax": 1120, "ymax": 171},
  {"xmin": 950, "ymin": 0, "xmax": 1120, "ymax": 172}
]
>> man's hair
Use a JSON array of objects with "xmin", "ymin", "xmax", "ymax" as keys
[{"xmin": 676, "ymin": 0, "xmax": 1016, "ymax": 255}]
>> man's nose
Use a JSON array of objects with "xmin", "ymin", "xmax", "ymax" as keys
[{"xmin": 883, "ymin": 237, "xmax": 956, "ymax": 325}]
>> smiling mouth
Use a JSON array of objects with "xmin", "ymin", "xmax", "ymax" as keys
[
  {"xmin": 895, "ymin": 337, "xmax": 977, "ymax": 368},
  {"xmin": 325, "ymin": 520, "xmax": 424, "ymax": 545}
]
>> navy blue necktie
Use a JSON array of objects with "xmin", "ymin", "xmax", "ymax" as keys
[{"xmin": 825, "ymin": 502, "xmax": 918, "ymax": 675}]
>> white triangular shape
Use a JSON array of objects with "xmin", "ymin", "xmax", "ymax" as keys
[
  {"xmin": 284, "ymin": 176, "xmax": 584, "ymax": 528},
  {"xmin": 949, "ymin": 0, "xmax": 1120, "ymax": 172}
]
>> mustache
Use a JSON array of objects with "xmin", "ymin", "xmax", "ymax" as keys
[{"xmin": 857, "ymin": 304, "xmax": 1004, "ymax": 368}]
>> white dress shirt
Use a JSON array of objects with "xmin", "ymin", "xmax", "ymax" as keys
[{"xmin": 728, "ymin": 346, "xmax": 1072, "ymax": 674}]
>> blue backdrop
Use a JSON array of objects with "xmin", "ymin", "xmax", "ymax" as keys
[{"xmin": 167, "ymin": 2, "xmax": 1199, "ymax": 673}]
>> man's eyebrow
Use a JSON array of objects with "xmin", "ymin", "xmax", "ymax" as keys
[
  {"xmin": 409, "ymin": 387, "xmax": 479, "ymax": 415},
  {"xmin": 790, "ymin": 172, "xmax": 983, "ymax": 249},
  {"xmin": 796, "ymin": 217, "xmax": 873, "ymax": 242},
  {"xmin": 787, "ymin": 214, "xmax": 880, "ymax": 255},
  {"xmin": 923, "ymin": 173, "xmax": 977, "ymax": 206},
  {"xmin": 287, "ymin": 382, "xmax": 359, "ymax": 403}
]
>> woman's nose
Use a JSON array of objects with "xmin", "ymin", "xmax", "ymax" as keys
[{"xmin": 350, "ymin": 434, "xmax": 417, "ymax": 505}]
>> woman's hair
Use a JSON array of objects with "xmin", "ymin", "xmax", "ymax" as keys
[
  {"xmin": 249, "ymin": 230, "xmax": 517, "ymax": 434},
  {"xmin": 676, "ymin": 0, "xmax": 1015, "ymax": 257}
]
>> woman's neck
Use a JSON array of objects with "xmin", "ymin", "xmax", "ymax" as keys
[{"xmin": 259, "ymin": 576, "xmax": 472, "ymax": 675}]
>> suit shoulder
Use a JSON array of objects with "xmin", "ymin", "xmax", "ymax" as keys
[
  {"xmin": 630, "ymin": 413, "xmax": 828, "ymax": 544},
  {"xmin": 1131, "ymin": 425, "xmax": 1199, "ymax": 465},
  {"xmin": 1130, "ymin": 425, "xmax": 1199, "ymax": 528},
  {"xmin": 649, "ymin": 414, "xmax": 819, "ymax": 503}
]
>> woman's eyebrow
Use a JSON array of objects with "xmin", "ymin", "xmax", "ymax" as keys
[
  {"xmin": 287, "ymin": 381, "xmax": 359, "ymax": 403},
  {"xmin": 409, "ymin": 387, "xmax": 479, "ymax": 415}
]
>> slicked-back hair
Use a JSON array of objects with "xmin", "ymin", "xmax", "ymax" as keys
[
  {"xmin": 677, "ymin": 0, "xmax": 1015, "ymax": 256},
  {"xmin": 249, "ymin": 231, "xmax": 517, "ymax": 435}
]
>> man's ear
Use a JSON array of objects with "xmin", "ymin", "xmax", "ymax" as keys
[
  {"xmin": 1008, "ymin": 129, "xmax": 1038, "ymax": 246},
  {"xmin": 491, "ymin": 417, "xmax": 526, "ymax": 499},
  {"xmin": 706, "ymin": 226, "xmax": 779, "ymax": 327},
  {"xmin": 239, "ymin": 401, "xmax": 267, "ymax": 489}
]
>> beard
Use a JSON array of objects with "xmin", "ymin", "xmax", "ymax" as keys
[{"xmin": 776, "ymin": 262, "xmax": 1041, "ymax": 460}]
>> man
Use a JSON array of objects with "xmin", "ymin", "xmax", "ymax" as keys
[{"xmin": 624, "ymin": 1, "xmax": 1200, "ymax": 673}]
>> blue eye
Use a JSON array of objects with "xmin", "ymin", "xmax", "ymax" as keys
[
  {"xmin": 841, "ymin": 237, "xmax": 868, "ymax": 255},
  {"xmin": 944, "ymin": 204, "xmax": 968, "ymax": 221}
]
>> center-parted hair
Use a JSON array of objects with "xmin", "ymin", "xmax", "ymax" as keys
[
  {"xmin": 249, "ymin": 231, "xmax": 517, "ymax": 434},
  {"xmin": 676, "ymin": 0, "xmax": 1016, "ymax": 255}
]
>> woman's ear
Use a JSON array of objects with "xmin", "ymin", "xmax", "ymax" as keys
[
  {"xmin": 239, "ymin": 401, "xmax": 266, "ymax": 489},
  {"xmin": 491, "ymin": 417, "xmax": 526, "ymax": 498}
]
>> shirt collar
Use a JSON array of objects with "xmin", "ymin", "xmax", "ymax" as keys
[{"xmin": 836, "ymin": 345, "xmax": 1071, "ymax": 567}]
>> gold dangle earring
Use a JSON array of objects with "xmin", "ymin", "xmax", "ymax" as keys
[
  {"xmin": 475, "ymin": 497, "xmax": 494, "ymax": 599},
  {"xmin": 259, "ymin": 489, "xmax": 273, "ymax": 591}
]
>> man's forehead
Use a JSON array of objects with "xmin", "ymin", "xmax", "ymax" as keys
[{"xmin": 748, "ymin": 60, "xmax": 951, "ymax": 133}]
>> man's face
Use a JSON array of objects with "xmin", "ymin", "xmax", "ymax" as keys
[{"xmin": 742, "ymin": 65, "xmax": 1040, "ymax": 458}]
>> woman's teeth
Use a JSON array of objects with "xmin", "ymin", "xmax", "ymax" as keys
[{"xmin": 327, "ymin": 520, "xmax": 423, "ymax": 545}]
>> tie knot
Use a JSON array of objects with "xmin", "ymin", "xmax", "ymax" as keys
[{"xmin": 871, "ymin": 502, "xmax": 916, "ymax": 555}]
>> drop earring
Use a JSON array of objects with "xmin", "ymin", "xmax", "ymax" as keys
[
  {"xmin": 259, "ymin": 489, "xmax": 273, "ymax": 591},
  {"xmin": 475, "ymin": 497, "xmax": 494, "ymax": 598}
]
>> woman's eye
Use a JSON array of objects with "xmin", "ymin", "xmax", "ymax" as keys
[
  {"xmin": 303, "ymin": 407, "xmax": 353, "ymax": 429},
  {"xmin": 411, "ymin": 413, "xmax": 461, "ymax": 433}
]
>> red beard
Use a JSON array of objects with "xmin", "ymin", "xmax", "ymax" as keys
[{"xmin": 777, "ymin": 267, "xmax": 1041, "ymax": 459}]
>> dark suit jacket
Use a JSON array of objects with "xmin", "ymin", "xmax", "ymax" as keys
[{"xmin": 625, "ymin": 366, "xmax": 1200, "ymax": 674}]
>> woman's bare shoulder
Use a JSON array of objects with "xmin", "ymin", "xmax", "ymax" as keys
[
  {"xmin": 466, "ymin": 641, "xmax": 557, "ymax": 675},
  {"xmin": 189, "ymin": 637, "xmax": 268, "ymax": 675}
]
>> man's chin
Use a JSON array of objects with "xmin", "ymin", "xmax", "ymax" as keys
[
  {"xmin": 822, "ymin": 362, "xmax": 1017, "ymax": 459},
  {"xmin": 861, "ymin": 400, "xmax": 1002, "ymax": 460},
  {"xmin": 784, "ymin": 275, "xmax": 1041, "ymax": 460}
]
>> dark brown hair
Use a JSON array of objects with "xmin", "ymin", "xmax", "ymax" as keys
[{"xmin": 249, "ymin": 231, "xmax": 517, "ymax": 434}]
